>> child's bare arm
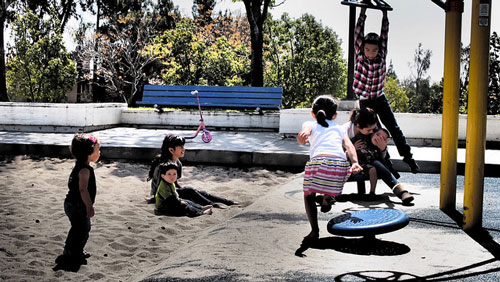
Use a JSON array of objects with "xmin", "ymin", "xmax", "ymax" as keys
[
  {"xmin": 343, "ymin": 135, "xmax": 363, "ymax": 173},
  {"xmin": 297, "ymin": 127, "xmax": 312, "ymax": 145},
  {"xmin": 78, "ymin": 168, "xmax": 95, "ymax": 217}
]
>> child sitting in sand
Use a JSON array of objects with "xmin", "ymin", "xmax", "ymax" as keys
[
  {"xmin": 54, "ymin": 133, "xmax": 101, "ymax": 272},
  {"xmin": 148, "ymin": 134, "xmax": 238, "ymax": 208},
  {"xmin": 155, "ymin": 162, "xmax": 212, "ymax": 217},
  {"xmin": 297, "ymin": 95, "xmax": 362, "ymax": 242}
]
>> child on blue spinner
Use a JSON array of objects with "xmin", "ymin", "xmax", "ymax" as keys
[{"xmin": 297, "ymin": 95, "xmax": 362, "ymax": 242}]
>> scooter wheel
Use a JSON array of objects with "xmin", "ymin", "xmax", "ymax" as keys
[{"xmin": 202, "ymin": 131, "xmax": 212, "ymax": 143}]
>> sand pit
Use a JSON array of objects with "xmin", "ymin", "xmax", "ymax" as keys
[{"xmin": 0, "ymin": 156, "xmax": 298, "ymax": 282}]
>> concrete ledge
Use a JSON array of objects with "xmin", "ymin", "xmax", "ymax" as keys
[
  {"xmin": 0, "ymin": 102, "xmax": 126, "ymax": 132},
  {"xmin": 122, "ymin": 108, "xmax": 279, "ymax": 131},
  {"xmin": 279, "ymin": 108, "xmax": 500, "ymax": 144}
]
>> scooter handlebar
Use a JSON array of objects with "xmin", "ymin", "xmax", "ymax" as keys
[{"xmin": 191, "ymin": 90, "xmax": 198, "ymax": 95}]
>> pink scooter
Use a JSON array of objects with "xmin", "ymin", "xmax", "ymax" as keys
[{"xmin": 184, "ymin": 90, "xmax": 212, "ymax": 143}]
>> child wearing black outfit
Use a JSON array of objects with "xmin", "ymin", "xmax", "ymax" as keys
[{"xmin": 54, "ymin": 133, "xmax": 101, "ymax": 272}]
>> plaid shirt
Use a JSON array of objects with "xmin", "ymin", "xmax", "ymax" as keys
[{"xmin": 353, "ymin": 14, "xmax": 389, "ymax": 100}]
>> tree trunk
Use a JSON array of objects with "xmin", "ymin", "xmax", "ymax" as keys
[
  {"xmin": 243, "ymin": 0, "xmax": 270, "ymax": 87},
  {"xmin": 250, "ymin": 25, "xmax": 264, "ymax": 86},
  {"xmin": 0, "ymin": 7, "xmax": 9, "ymax": 101}
]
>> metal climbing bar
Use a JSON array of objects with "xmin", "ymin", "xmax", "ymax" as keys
[{"xmin": 340, "ymin": 0, "xmax": 393, "ymax": 11}]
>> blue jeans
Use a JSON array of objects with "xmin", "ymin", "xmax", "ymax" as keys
[
  {"xmin": 63, "ymin": 199, "xmax": 91, "ymax": 257},
  {"xmin": 372, "ymin": 160, "xmax": 398, "ymax": 189},
  {"xmin": 360, "ymin": 95, "xmax": 413, "ymax": 159}
]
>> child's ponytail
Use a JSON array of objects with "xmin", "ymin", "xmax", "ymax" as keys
[
  {"xmin": 316, "ymin": 110, "xmax": 329, "ymax": 127},
  {"xmin": 311, "ymin": 95, "xmax": 338, "ymax": 128}
]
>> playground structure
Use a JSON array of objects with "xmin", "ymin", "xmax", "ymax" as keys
[{"xmin": 342, "ymin": 0, "xmax": 493, "ymax": 231}]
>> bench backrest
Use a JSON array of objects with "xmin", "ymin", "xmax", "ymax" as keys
[{"xmin": 138, "ymin": 85, "xmax": 283, "ymax": 110}]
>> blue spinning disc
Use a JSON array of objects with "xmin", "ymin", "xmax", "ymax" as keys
[{"xmin": 327, "ymin": 209, "xmax": 409, "ymax": 237}]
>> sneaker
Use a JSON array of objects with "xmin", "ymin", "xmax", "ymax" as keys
[
  {"xmin": 404, "ymin": 158, "xmax": 420, "ymax": 174},
  {"xmin": 146, "ymin": 196, "xmax": 155, "ymax": 204},
  {"xmin": 82, "ymin": 250, "xmax": 91, "ymax": 259}
]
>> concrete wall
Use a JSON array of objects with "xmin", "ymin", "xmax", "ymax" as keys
[
  {"xmin": 121, "ymin": 109, "xmax": 279, "ymax": 130},
  {"xmin": 0, "ymin": 102, "xmax": 126, "ymax": 132},
  {"xmin": 279, "ymin": 108, "xmax": 500, "ymax": 144},
  {"xmin": 2, "ymin": 103, "xmax": 499, "ymax": 145}
]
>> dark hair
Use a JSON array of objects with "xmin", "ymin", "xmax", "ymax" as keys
[
  {"xmin": 158, "ymin": 161, "xmax": 178, "ymax": 175},
  {"xmin": 363, "ymin": 32, "xmax": 382, "ymax": 50},
  {"xmin": 70, "ymin": 133, "xmax": 99, "ymax": 163},
  {"xmin": 350, "ymin": 108, "xmax": 378, "ymax": 129},
  {"xmin": 311, "ymin": 95, "xmax": 338, "ymax": 127},
  {"xmin": 376, "ymin": 127, "xmax": 391, "ymax": 139},
  {"xmin": 160, "ymin": 134, "xmax": 185, "ymax": 160},
  {"xmin": 148, "ymin": 134, "xmax": 185, "ymax": 180}
]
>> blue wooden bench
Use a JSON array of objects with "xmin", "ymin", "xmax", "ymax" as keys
[{"xmin": 137, "ymin": 85, "xmax": 283, "ymax": 111}]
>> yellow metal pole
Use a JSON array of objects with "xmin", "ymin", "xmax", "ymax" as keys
[
  {"xmin": 463, "ymin": 0, "xmax": 491, "ymax": 231},
  {"xmin": 440, "ymin": 0, "xmax": 463, "ymax": 212}
]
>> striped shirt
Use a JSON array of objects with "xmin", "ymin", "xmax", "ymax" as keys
[{"xmin": 353, "ymin": 14, "xmax": 389, "ymax": 100}]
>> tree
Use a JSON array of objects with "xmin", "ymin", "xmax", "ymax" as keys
[
  {"xmin": 409, "ymin": 43, "xmax": 432, "ymax": 97},
  {"xmin": 264, "ymin": 13, "xmax": 346, "ymax": 108},
  {"xmin": 487, "ymin": 32, "xmax": 500, "ymax": 114},
  {"xmin": 1, "ymin": 0, "xmax": 82, "ymax": 102},
  {"xmin": 0, "ymin": 0, "xmax": 16, "ymax": 101},
  {"xmin": 405, "ymin": 43, "xmax": 433, "ymax": 113},
  {"xmin": 76, "ymin": 11, "xmax": 161, "ymax": 105},
  {"xmin": 387, "ymin": 60, "xmax": 398, "ymax": 81},
  {"xmin": 6, "ymin": 9, "xmax": 76, "ymax": 102},
  {"xmin": 192, "ymin": 0, "xmax": 216, "ymax": 27},
  {"xmin": 240, "ymin": 0, "xmax": 272, "ymax": 87},
  {"xmin": 384, "ymin": 76, "xmax": 408, "ymax": 112},
  {"xmin": 459, "ymin": 32, "xmax": 500, "ymax": 115},
  {"xmin": 154, "ymin": 15, "xmax": 250, "ymax": 87}
]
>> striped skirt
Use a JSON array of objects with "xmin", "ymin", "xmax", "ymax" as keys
[{"xmin": 303, "ymin": 155, "xmax": 351, "ymax": 196}]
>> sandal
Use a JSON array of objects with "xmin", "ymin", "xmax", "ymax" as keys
[{"xmin": 320, "ymin": 196, "xmax": 335, "ymax": 213}]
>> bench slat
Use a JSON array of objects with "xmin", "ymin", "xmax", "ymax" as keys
[
  {"xmin": 142, "ymin": 91, "xmax": 282, "ymax": 99},
  {"xmin": 144, "ymin": 84, "xmax": 282, "ymax": 94},
  {"xmin": 138, "ymin": 85, "xmax": 283, "ymax": 109},
  {"xmin": 138, "ymin": 97, "xmax": 281, "ymax": 107}
]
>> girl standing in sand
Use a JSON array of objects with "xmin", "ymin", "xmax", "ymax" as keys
[
  {"xmin": 148, "ymin": 134, "xmax": 239, "ymax": 208},
  {"xmin": 297, "ymin": 95, "xmax": 362, "ymax": 242},
  {"xmin": 54, "ymin": 133, "xmax": 100, "ymax": 271}
]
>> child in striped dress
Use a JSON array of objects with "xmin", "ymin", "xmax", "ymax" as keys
[{"xmin": 297, "ymin": 95, "xmax": 362, "ymax": 242}]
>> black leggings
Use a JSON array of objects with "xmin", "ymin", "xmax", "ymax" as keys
[
  {"xmin": 177, "ymin": 186, "xmax": 234, "ymax": 207},
  {"xmin": 63, "ymin": 200, "xmax": 91, "ymax": 257}
]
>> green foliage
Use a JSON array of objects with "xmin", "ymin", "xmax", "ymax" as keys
[
  {"xmin": 6, "ymin": 10, "xmax": 76, "ymax": 102},
  {"xmin": 488, "ymin": 32, "xmax": 500, "ymax": 115},
  {"xmin": 460, "ymin": 32, "xmax": 500, "ymax": 115},
  {"xmin": 404, "ymin": 43, "xmax": 443, "ymax": 113},
  {"xmin": 403, "ymin": 77, "xmax": 443, "ymax": 113},
  {"xmin": 384, "ymin": 76, "xmax": 408, "ymax": 112},
  {"xmin": 264, "ymin": 13, "xmax": 347, "ymax": 109},
  {"xmin": 153, "ymin": 15, "xmax": 250, "ymax": 86}
]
